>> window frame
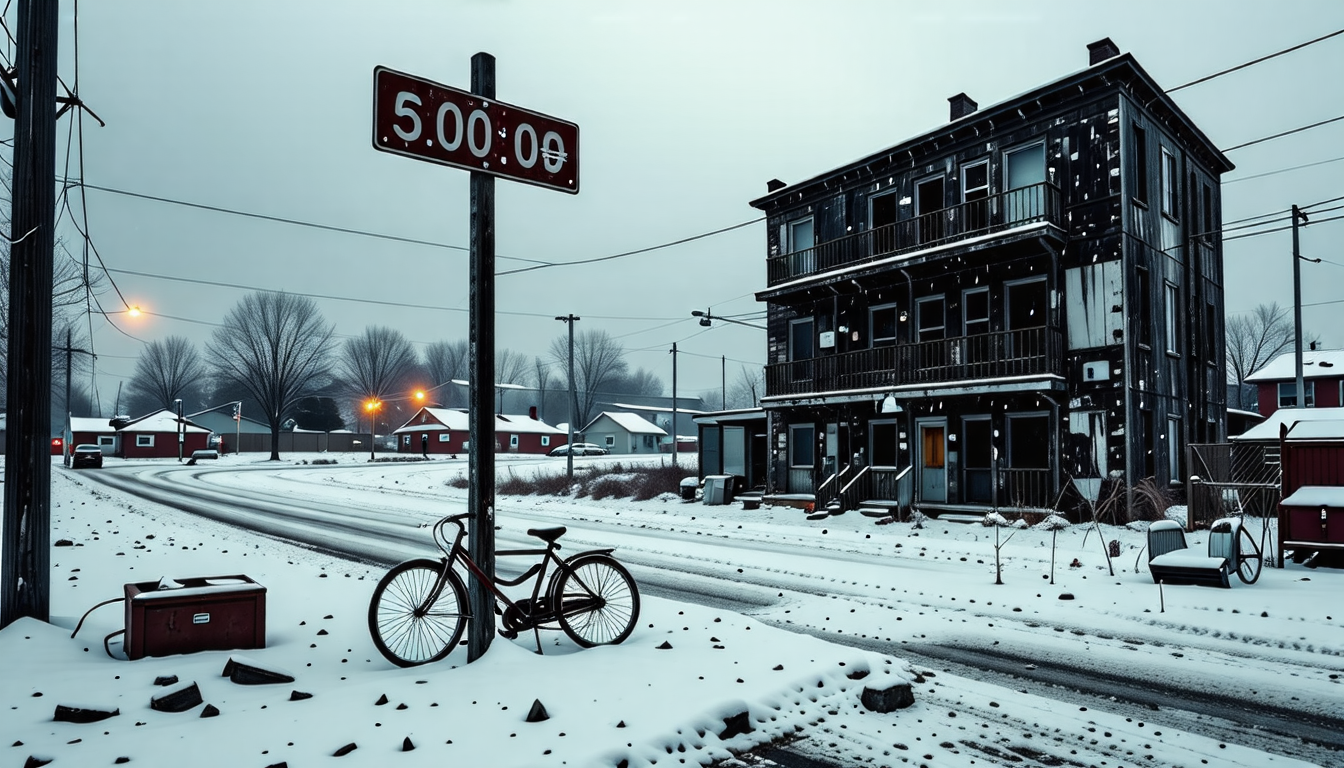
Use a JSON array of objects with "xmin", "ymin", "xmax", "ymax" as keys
[
  {"xmin": 1161, "ymin": 147, "xmax": 1179, "ymax": 220},
  {"xmin": 869, "ymin": 190, "xmax": 898, "ymax": 230},
  {"xmin": 1005, "ymin": 411, "xmax": 1050, "ymax": 470},
  {"xmin": 868, "ymin": 419, "xmax": 899, "ymax": 469},
  {"xmin": 136, "ymin": 434, "xmax": 154, "ymax": 448},
  {"xmin": 1167, "ymin": 415, "xmax": 1183, "ymax": 484},
  {"xmin": 1164, "ymin": 281, "xmax": 1180, "ymax": 356},
  {"xmin": 541, "ymin": 435, "xmax": 550, "ymax": 447},
  {"xmin": 1003, "ymin": 141, "xmax": 1046, "ymax": 190},
  {"xmin": 869, "ymin": 303, "xmax": 899, "ymax": 347},
  {"xmin": 963, "ymin": 287, "xmax": 990, "ymax": 336},
  {"xmin": 916, "ymin": 295, "xmax": 946, "ymax": 342},
  {"xmin": 789, "ymin": 317, "xmax": 815, "ymax": 361},
  {"xmin": 789, "ymin": 424, "xmax": 816, "ymax": 468},
  {"xmin": 1278, "ymin": 381, "xmax": 1316, "ymax": 408},
  {"xmin": 439, "ymin": 433, "xmax": 451, "ymax": 442},
  {"xmin": 1136, "ymin": 266, "xmax": 1152, "ymax": 349},
  {"xmin": 1132, "ymin": 124, "xmax": 1149, "ymax": 206},
  {"xmin": 97, "ymin": 435, "xmax": 115, "ymax": 447},
  {"xmin": 961, "ymin": 160, "xmax": 989, "ymax": 202},
  {"xmin": 787, "ymin": 217, "xmax": 814, "ymax": 253},
  {"xmin": 604, "ymin": 434, "xmax": 615, "ymax": 448}
]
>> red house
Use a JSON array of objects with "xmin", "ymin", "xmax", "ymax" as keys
[
  {"xmin": 1277, "ymin": 418, "xmax": 1344, "ymax": 566},
  {"xmin": 1246, "ymin": 347, "xmax": 1344, "ymax": 418},
  {"xmin": 393, "ymin": 407, "xmax": 566, "ymax": 456},
  {"xmin": 119, "ymin": 409, "xmax": 211, "ymax": 459}
]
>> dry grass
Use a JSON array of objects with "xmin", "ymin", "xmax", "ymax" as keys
[{"xmin": 445, "ymin": 460, "xmax": 691, "ymax": 501}]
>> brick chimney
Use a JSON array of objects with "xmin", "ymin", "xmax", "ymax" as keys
[
  {"xmin": 1087, "ymin": 38, "xmax": 1120, "ymax": 66},
  {"xmin": 766, "ymin": 178, "xmax": 787, "ymax": 193},
  {"xmin": 948, "ymin": 92, "xmax": 977, "ymax": 121}
]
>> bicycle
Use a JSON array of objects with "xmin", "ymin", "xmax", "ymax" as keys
[{"xmin": 367, "ymin": 511, "xmax": 640, "ymax": 667}]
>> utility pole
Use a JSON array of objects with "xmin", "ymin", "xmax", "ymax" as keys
[
  {"xmin": 1291, "ymin": 204, "xmax": 1309, "ymax": 408},
  {"xmin": 2, "ymin": 0, "xmax": 59, "ymax": 629},
  {"xmin": 555, "ymin": 314, "xmax": 580, "ymax": 483},
  {"xmin": 466, "ymin": 52, "xmax": 497, "ymax": 664},
  {"xmin": 54, "ymin": 327, "xmax": 94, "ymax": 466},
  {"xmin": 175, "ymin": 399, "xmax": 184, "ymax": 462},
  {"xmin": 670, "ymin": 342, "xmax": 678, "ymax": 468},
  {"xmin": 721, "ymin": 355, "xmax": 726, "ymax": 410}
]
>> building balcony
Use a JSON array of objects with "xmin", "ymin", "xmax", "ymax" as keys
[
  {"xmin": 764, "ymin": 326, "xmax": 1063, "ymax": 400},
  {"xmin": 767, "ymin": 182, "xmax": 1063, "ymax": 286}
]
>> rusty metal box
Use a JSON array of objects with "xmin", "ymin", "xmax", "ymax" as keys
[{"xmin": 123, "ymin": 575, "xmax": 266, "ymax": 660}]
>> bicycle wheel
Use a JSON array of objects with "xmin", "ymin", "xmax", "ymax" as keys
[
  {"xmin": 551, "ymin": 554, "xmax": 640, "ymax": 648},
  {"xmin": 368, "ymin": 558, "xmax": 468, "ymax": 667},
  {"xmin": 1236, "ymin": 523, "xmax": 1263, "ymax": 585}
]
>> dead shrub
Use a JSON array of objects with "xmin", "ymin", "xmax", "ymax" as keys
[
  {"xmin": 448, "ymin": 475, "xmax": 469, "ymax": 489},
  {"xmin": 497, "ymin": 471, "xmax": 535, "ymax": 496},
  {"xmin": 589, "ymin": 476, "xmax": 633, "ymax": 500}
]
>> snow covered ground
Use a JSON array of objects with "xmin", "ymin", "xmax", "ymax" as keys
[{"xmin": 1, "ymin": 453, "xmax": 1340, "ymax": 768}]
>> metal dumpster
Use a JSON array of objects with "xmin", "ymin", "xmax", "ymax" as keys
[{"xmin": 123, "ymin": 575, "xmax": 266, "ymax": 660}]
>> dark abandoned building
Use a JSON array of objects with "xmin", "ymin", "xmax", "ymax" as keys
[{"xmin": 752, "ymin": 39, "xmax": 1232, "ymax": 515}]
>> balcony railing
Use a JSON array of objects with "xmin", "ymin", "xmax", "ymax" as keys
[
  {"xmin": 768, "ymin": 182, "xmax": 1062, "ymax": 285},
  {"xmin": 765, "ymin": 326, "xmax": 1062, "ymax": 398}
]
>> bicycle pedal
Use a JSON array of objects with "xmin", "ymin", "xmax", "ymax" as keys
[{"xmin": 498, "ymin": 628, "xmax": 518, "ymax": 640}]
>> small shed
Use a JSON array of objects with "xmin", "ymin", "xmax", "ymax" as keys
[
  {"xmin": 393, "ymin": 407, "xmax": 566, "ymax": 455},
  {"xmin": 119, "ymin": 409, "xmax": 211, "ymax": 459},
  {"xmin": 580, "ymin": 411, "xmax": 666, "ymax": 455},
  {"xmin": 1277, "ymin": 419, "xmax": 1344, "ymax": 564},
  {"xmin": 694, "ymin": 408, "xmax": 768, "ymax": 491}
]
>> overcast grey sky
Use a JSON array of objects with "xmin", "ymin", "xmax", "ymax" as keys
[{"xmin": 15, "ymin": 0, "xmax": 1344, "ymax": 416}]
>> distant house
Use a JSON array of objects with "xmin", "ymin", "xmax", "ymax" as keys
[
  {"xmin": 393, "ymin": 407, "xmax": 566, "ymax": 455},
  {"xmin": 186, "ymin": 407, "xmax": 272, "ymax": 453},
  {"xmin": 70, "ymin": 416, "xmax": 119, "ymax": 455},
  {"xmin": 1245, "ymin": 347, "xmax": 1344, "ymax": 418},
  {"xmin": 581, "ymin": 411, "xmax": 666, "ymax": 455},
  {"xmin": 119, "ymin": 409, "xmax": 211, "ymax": 459}
]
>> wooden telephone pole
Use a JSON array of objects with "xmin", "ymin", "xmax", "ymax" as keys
[{"xmin": 1, "ymin": 0, "xmax": 60, "ymax": 629}]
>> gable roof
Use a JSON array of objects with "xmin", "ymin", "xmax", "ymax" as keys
[
  {"xmin": 582, "ymin": 411, "xmax": 667, "ymax": 436},
  {"xmin": 70, "ymin": 416, "xmax": 117, "ymax": 434},
  {"xmin": 1245, "ymin": 349, "xmax": 1344, "ymax": 383},
  {"xmin": 120, "ymin": 409, "xmax": 210, "ymax": 434},
  {"xmin": 393, "ymin": 407, "xmax": 564, "ymax": 435},
  {"xmin": 1230, "ymin": 407, "xmax": 1344, "ymax": 442}
]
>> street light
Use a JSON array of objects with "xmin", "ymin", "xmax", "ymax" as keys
[
  {"xmin": 364, "ymin": 399, "xmax": 381, "ymax": 462},
  {"xmin": 691, "ymin": 309, "xmax": 766, "ymax": 330}
]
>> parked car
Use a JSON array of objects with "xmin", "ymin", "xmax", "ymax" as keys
[
  {"xmin": 548, "ymin": 442, "xmax": 609, "ymax": 457},
  {"xmin": 71, "ymin": 444, "xmax": 103, "ymax": 469}
]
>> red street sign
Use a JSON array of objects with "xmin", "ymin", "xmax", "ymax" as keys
[{"xmin": 372, "ymin": 66, "xmax": 579, "ymax": 194}]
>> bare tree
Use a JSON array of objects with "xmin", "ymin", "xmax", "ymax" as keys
[
  {"xmin": 423, "ymin": 340, "xmax": 468, "ymax": 406},
  {"xmin": 532, "ymin": 355, "xmax": 552, "ymax": 421},
  {"xmin": 124, "ymin": 336, "xmax": 206, "ymax": 416},
  {"xmin": 549, "ymin": 328, "xmax": 629, "ymax": 427},
  {"xmin": 726, "ymin": 365, "xmax": 765, "ymax": 410},
  {"xmin": 609, "ymin": 367, "xmax": 663, "ymax": 397},
  {"xmin": 496, "ymin": 348, "xmax": 530, "ymax": 385},
  {"xmin": 206, "ymin": 292, "xmax": 336, "ymax": 460},
  {"xmin": 339, "ymin": 326, "xmax": 419, "ymax": 404},
  {"xmin": 1226, "ymin": 302, "xmax": 1294, "ymax": 410}
]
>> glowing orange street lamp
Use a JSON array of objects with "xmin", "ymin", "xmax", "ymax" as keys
[{"xmin": 364, "ymin": 399, "xmax": 381, "ymax": 461}]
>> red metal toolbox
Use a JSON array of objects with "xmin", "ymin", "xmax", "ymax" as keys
[{"xmin": 123, "ymin": 575, "xmax": 266, "ymax": 660}]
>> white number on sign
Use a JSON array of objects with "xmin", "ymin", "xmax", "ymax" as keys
[
  {"xmin": 393, "ymin": 92, "xmax": 422, "ymax": 142},
  {"xmin": 467, "ymin": 109, "xmax": 491, "ymax": 158},
  {"xmin": 435, "ymin": 102, "xmax": 464, "ymax": 151},
  {"xmin": 542, "ymin": 130, "xmax": 567, "ymax": 172}
]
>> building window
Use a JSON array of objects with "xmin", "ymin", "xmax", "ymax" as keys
[
  {"xmin": 1202, "ymin": 184, "xmax": 1214, "ymax": 242},
  {"xmin": 604, "ymin": 434, "xmax": 615, "ymax": 447},
  {"xmin": 644, "ymin": 434, "xmax": 656, "ymax": 448},
  {"xmin": 1136, "ymin": 267, "xmax": 1152, "ymax": 348},
  {"xmin": 916, "ymin": 176, "xmax": 946, "ymax": 243},
  {"xmin": 1204, "ymin": 301, "xmax": 1217, "ymax": 363},
  {"xmin": 136, "ymin": 434, "xmax": 154, "ymax": 448},
  {"xmin": 961, "ymin": 160, "xmax": 990, "ymax": 231},
  {"xmin": 963, "ymin": 288, "xmax": 989, "ymax": 336},
  {"xmin": 1161, "ymin": 148, "xmax": 1178, "ymax": 219},
  {"xmin": 540, "ymin": 435, "xmax": 550, "ymax": 447},
  {"xmin": 787, "ymin": 217, "xmax": 814, "ymax": 275},
  {"xmin": 403, "ymin": 435, "xmax": 411, "ymax": 446},
  {"xmin": 1132, "ymin": 125, "xmax": 1149, "ymax": 206},
  {"xmin": 917, "ymin": 296, "xmax": 945, "ymax": 341},
  {"xmin": 1164, "ymin": 281, "xmax": 1179, "ymax": 355},
  {"xmin": 869, "ymin": 420, "xmax": 898, "ymax": 468},
  {"xmin": 1278, "ymin": 381, "xmax": 1315, "ymax": 408},
  {"xmin": 789, "ymin": 424, "xmax": 815, "ymax": 468},
  {"xmin": 98, "ymin": 436, "xmax": 115, "ymax": 447},
  {"xmin": 1167, "ymin": 416, "xmax": 1182, "ymax": 483},
  {"xmin": 510, "ymin": 434, "xmax": 519, "ymax": 448},
  {"xmin": 439, "ymin": 433, "xmax": 451, "ymax": 442},
  {"xmin": 869, "ymin": 304, "xmax": 899, "ymax": 347},
  {"xmin": 789, "ymin": 317, "xmax": 815, "ymax": 360},
  {"xmin": 1004, "ymin": 142, "xmax": 1046, "ymax": 222}
]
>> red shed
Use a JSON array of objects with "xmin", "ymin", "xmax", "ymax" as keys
[
  {"xmin": 1277, "ymin": 419, "xmax": 1344, "ymax": 565},
  {"xmin": 393, "ymin": 407, "xmax": 566, "ymax": 456}
]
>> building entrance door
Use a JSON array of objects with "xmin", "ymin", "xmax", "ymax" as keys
[{"xmin": 918, "ymin": 419, "xmax": 947, "ymax": 503}]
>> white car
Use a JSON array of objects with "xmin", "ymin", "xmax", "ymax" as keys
[{"xmin": 548, "ymin": 442, "xmax": 609, "ymax": 457}]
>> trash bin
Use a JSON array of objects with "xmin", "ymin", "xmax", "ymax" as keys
[
  {"xmin": 123, "ymin": 575, "xmax": 266, "ymax": 660},
  {"xmin": 680, "ymin": 477, "xmax": 699, "ymax": 501},
  {"xmin": 704, "ymin": 474, "xmax": 735, "ymax": 506}
]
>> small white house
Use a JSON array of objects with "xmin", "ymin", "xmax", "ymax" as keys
[{"xmin": 580, "ymin": 411, "xmax": 667, "ymax": 455}]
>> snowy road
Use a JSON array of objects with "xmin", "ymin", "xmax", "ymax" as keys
[{"xmin": 79, "ymin": 459, "xmax": 1344, "ymax": 765}]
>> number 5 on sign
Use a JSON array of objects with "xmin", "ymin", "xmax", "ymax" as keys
[{"xmin": 372, "ymin": 66, "xmax": 579, "ymax": 194}]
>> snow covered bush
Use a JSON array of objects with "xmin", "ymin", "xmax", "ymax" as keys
[
  {"xmin": 981, "ymin": 511, "xmax": 1010, "ymax": 527},
  {"xmin": 1034, "ymin": 514, "xmax": 1071, "ymax": 531}
]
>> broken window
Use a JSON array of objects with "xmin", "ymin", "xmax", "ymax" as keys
[
  {"xmin": 869, "ymin": 420, "xmax": 898, "ymax": 468},
  {"xmin": 962, "ymin": 417, "xmax": 992, "ymax": 503},
  {"xmin": 1132, "ymin": 125, "xmax": 1149, "ymax": 206},
  {"xmin": 1007, "ymin": 413, "xmax": 1049, "ymax": 469},
  {"xmin": 871, "ymin": 192, "xmax": 898, "ymax": 255}
]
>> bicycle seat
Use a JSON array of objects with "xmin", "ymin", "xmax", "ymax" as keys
[{"xmin": 527, "ymin": 526, "xmax": 566, "ymax": 543}]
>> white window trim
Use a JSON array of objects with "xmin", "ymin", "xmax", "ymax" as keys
[
  {"xmin": 403, "ymin": 435, "xmax": 411, "ymax": 445},
  {"xmin": 1167, "ymin": 416, "xmax": 1182, "ymax": 483},
  {"xmin": 1164, "ymin": 281, "xmax": 1179, "ymax": 356},
  {"xmin": 1160, "ymin": 147, "xmax": 1178, "ymax": 218},
  {"xmin": 438, "ymin": 433, "xmax": 451, "ymax": 442},
  {"xmin": 509, "ymin": 434, "xmax": 519, "ymax": 448},
  {"xmin": 1278, "ymin": 381, "xmax": 1315, "ymax": 408},
  {"xmin": 604, "ymin": 434, "xmax": 615, "ymax": 447},
  {"xmin": 961, "ymin": 160, "xmax": 989, "ymax": 202},
  {"xmin": 136, "ymin": 434, "xmax": 154, "ymax": 448},
  {"xmin": 97, "ymin": 435, "xmax": 115, "ymax": 447},
  {"xmin": 1003, "ymin": 141, "xmax": 1046, "ymax": 190},
  {"xmin": 787, "ymin": 217, "xmax": 814, "ymax": 253},
  {"xmin": 541, "ymin": 435, "xmax": 550, "ymax": 447}
]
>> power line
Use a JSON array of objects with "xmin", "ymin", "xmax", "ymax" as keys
[
  {"xmin": 1222, "ymin": 114, "xmax": 1344, "ymax": 153},
  {"xmin": 1167, "ymin": 28, "xmax": 1344, "ymax": 92},
  {"xmin": 496, "ymin": 217, "xmax": 764, "ymax": 276},
  {"xmin": 1223, "ymin": 154, "xmax": 1344, "ymax": 184}
]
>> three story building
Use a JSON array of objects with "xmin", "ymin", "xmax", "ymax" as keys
[{"xmin": 751, "ymin": 39, "xmax": 1232, "ymax": 515}]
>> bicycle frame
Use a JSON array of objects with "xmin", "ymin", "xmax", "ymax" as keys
[{"xmin": 421, "ymin": 512, "xmax": 611, "ymax": 632}]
